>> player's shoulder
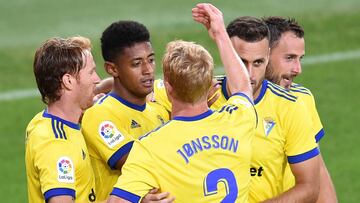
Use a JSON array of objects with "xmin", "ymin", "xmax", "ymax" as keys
[
  {"xmin": 289, "ymin": 83, "xmax": 313, "ymax": 97},
  {"xmin": 138, "ymin": 120, "xmax": 172, "ymax": 142},
  {"xmin": 264, "ymin": 80, "xmax": 298, "ymax": 103},
  {"xmin": 27, "ymin": 111, "xmax": 76, "ymax": 145}
]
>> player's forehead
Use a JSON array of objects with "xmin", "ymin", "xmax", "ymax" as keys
[
  {"xmin": 231, "ymin": 37, "xmax": 269, "ymax": 62},
  {"xmin": 121, "ymin": 41, "xmax": 154, "ymax": 59},
  {"xmin": 276, "ymin": 31, "xmax": 305, "ymax": 54}
]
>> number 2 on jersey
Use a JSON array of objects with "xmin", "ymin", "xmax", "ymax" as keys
[{"xmin": 203, "ymin": 168, "xmax": 238, "ymax": 202}]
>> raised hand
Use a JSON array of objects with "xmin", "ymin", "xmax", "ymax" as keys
[{"xmin": 192, "ymin": 3, "xmax": 226, "ymax": 41}]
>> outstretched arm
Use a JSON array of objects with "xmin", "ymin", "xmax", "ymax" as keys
[{"xmin": 192, "ymin": 3, "xmax": 252, "ymax": 100}]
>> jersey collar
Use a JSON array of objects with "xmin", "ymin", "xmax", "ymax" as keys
[
  {"xmin": 42, "ymin": 109, "xmax": 81, "ymax": 130},
  {"xmin": 109, "ymin": 92, "xmax": 146, "ymax": 112},
  {"xmin": 254, "ymin": 80, "xmax": 268, "ymax": 105},
  {"xmin": 173, "ymin": 109, "xmax": 213, "ymax": 121}
]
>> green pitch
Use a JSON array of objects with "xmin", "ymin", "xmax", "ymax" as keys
[{"xmin": 1, "ymin": 0, "xmax": 359, "ymax": 202}]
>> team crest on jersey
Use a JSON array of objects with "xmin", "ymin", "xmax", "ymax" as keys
[
  {"xmin": 130, "ymin": 120, "xmax": 141, "ymax": 128},
  {"xmin": 263, "ymin": 117, "xmax": 275, "ymax": 137},
  {"xmin": 99, "ymin": 121, "xmax": 124, "ymax": 148},
  {"xmin": 57, "ymin": 157, "xmax": 74, "ymax": 183}
]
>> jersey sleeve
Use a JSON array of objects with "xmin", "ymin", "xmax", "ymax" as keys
[
  {"xmin": 302, "ymin": 93, "xmax": 324, "ymax": 143},
  {"xmin": 33, "ymin": 138, "xmax": 78, "ymax": 201},
  {"xmin": 153, "ymin": 79, "xmax": 172, "ymax": 112},
  {"xmin": 81, "ymin": 108, "xmax": 135, "ymax": 169},
  {"xmin": 111, "ymin": 140, "xmax": 159, "ymax": 202},
  {"xmin": 284, "ymin": 99, "xmax": 320, "ymax": 164}
]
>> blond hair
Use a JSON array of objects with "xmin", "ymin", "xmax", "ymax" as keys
[{"xmin": 162, "ymin": 40, "xmax": 214, "ymax": 103}]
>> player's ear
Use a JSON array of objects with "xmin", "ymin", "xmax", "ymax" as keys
[
  {"xmin": 104, "ymin": 61, "xmax": 118, "ymax": 77},
  {"xmin": 62, "ymin": 73, "xmax": 76, "ymax": 90},
  {"xmin": 164, "ymin": 80, "xmax": 174, "ymax": 103}
]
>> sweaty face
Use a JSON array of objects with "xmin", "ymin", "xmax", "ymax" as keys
[
  {"xmin": 114, "ymin": 42, "xmax": 155, "ymax": 99},
  {"xmin": 230, "ymin": 36, "xmax": 270, "ymax": 98},
  {"xmin": 266, "ymin": 31, "xmax": 305, "ymax": 89},
  {"xmin": 77, "ymin": 51, "xmax": 101, "ymax": 110}
]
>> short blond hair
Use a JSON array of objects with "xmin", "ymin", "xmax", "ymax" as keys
[{"xmin": 162, "ymin": 40, "xmax": 214, "ymax": 103}]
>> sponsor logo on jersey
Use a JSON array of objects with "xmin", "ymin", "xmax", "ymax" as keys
[
  {"xmin": 130, "ymin": 119, "xmax": 141, "ymax": 128},
  {"xmin": 99, "ymin": 121, "xmax": 124, "ymax": 148},
  {"xmin": 57, "ymin": 157, "xmax": 74, "ymax": 183},
  {"xmin": 263, "ymin": 117, "xmax": 275, "ymax": 137}
]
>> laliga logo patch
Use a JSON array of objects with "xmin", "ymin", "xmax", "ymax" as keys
[
  {"xmin": 99, "ymin": 121, "xmax": 124, "ymax": 148},
  {"xmin": 57, "ymin": 157, "xmax": 74, "ymax": 183}
]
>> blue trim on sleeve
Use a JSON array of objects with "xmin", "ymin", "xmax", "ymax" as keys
[
  {"xmin": 107, "ymin": 141, "xmax": 134, "ymax": 169},
  {"xmin": 221, "ymin": 77, "xmax": 230, "ymax": 100},
  {"xmin": 109, "ymin": 92, "xmax": 146, "ymax": 112},
  {"xmin": 231, "ymin": 92, "xmax": 254, "ymax": 105},
  {"xmin": 288, "ymin": 147, "xmax": 320, "ymax": 164},
  {"xmin": 173, "ymin": 109, "xmax": 213, "ymax": 121},
  {"xmin": 44, "ymin": 188, "xmax": 75, "ymax": 203},
  {"xmin": 111, "ymin": 188, "xmax": 141, "ymax": 203},
  {"xmin": 43, "ymin": 109, "xmax": 80, "ymax": 130},
  {"xmin": 315, "ymin": 129, "xmax": 325, "ymax": 143},
  {"xmin": 254, "ymin": 80, "xmax": 268, "ymax": 104}
]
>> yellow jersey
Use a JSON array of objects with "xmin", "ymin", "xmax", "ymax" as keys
[
  {"xmin": 25, "ymin": 110, "xmax": 96, "ymax": 203},
  {"xmin": 81, "ymin": 92, "xmax": 169, "ymax": 201},
  {"xmin": 111, "ymin": 93, "xmax": 257, "ymax": 203},
  {"xmin": 153, "ymin": 79, "xmax": 172, "ymax": 112},
  {"xmin": 282, "ymin": 82, "xmax": 325, "ymax": 191},
  {"xmin": 212, "ymin": 78, "xmax": 319, "ymax": 202}
]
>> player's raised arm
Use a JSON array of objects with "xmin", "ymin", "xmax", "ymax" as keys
[{"xmin": 192, "ymin": 3, "xmax": 252, "ymax": 100}]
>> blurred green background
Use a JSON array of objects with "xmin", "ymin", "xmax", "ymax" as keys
[{"xmin": 1, "ymin": 0, "xmax": 359, "ymax": 202}]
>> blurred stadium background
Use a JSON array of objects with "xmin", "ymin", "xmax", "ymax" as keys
[{"xmin": 1, "ymin": 0, "xmax": 359, "ymax": 202}]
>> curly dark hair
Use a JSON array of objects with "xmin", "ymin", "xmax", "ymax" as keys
[
  {"xmin": 101, "ymin": 20, "xmax": 150, "ymax": 62},
  {"xmin": 33, "ymin": 36, "xmax": 91, "ymax": 104},
  {"xmin": 227, "ymin": 16, "xmax": 270, "ymax": 43},
  {"xmin": 263, "ymin": 16, "xmax": 304, "ymax": 48}
]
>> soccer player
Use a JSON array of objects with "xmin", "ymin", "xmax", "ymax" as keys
[
  {"xmin": 107, "ymin": 3, "xmax": 257, "ymax": 203},
  {"xmin": 264, "ymin": 16, "xmax": 337, "ymax": 203},
  {"xmin": 211, "ymin": 16, "xmax": 322, "ymax": 202},
  {"xmin": 25, "ymin": 36, "xmax": 100, "ymax": 203},
  {"xmin": 81, "ymin": 21, "xmax": 170, "ymax": 202}
]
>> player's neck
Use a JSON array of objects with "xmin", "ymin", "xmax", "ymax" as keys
[
  {"xmin": 171, "ymin": 99, "xmax": 209, "ymax": 119},
  {"xmin": 112, "ymin": 84, "xmax": 147, "ymax": 106},
  {"xmin": 253, "ymin": 83, "xmax": 263, "ymax": 101},
  {"xmin": 47, "ymin": 99, "xmax": 82, "ymax": 124}
]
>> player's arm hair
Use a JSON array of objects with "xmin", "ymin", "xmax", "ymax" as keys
[
  {"xmin": 316, "ymin": 154, "xmax": 338, "ymax": 203},
  {"xmin": 48, "ymin": 195, "xmax": 75, "ymax": 203},
  {"xmin": 262, "ymin": 155, "xmax": 320, "ymax": 203}
]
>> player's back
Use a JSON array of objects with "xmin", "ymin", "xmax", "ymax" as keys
[{"xmin": 113, "ymin": 94, "xmax": 256, "ymax": 203}]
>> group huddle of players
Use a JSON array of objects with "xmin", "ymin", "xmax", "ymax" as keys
[{"xmin": 25, "ymin": 3, "xmax": 337, "ymax": 203}]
